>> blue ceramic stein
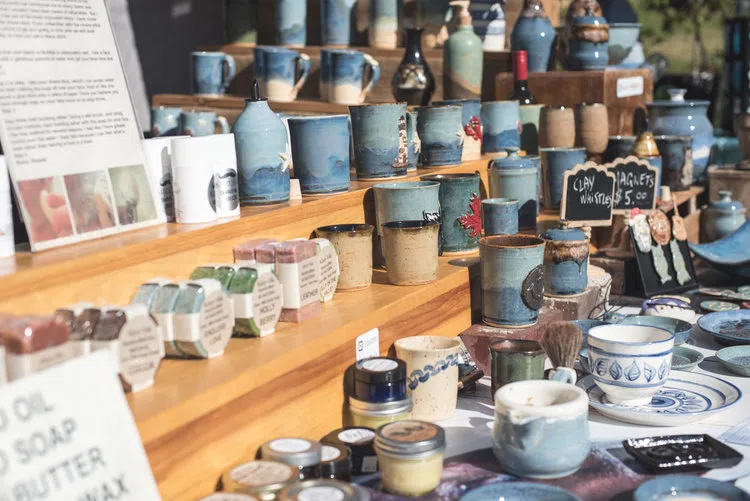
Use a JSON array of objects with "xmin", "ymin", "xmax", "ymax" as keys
[
  {"xmin": 373, "ymin": 181, "xmax": 441, "ymax": 236},
  {"xmin": 540, "ymin": 222, "xmax": 589, "ymax": 297},
  {"xmin": 350, "ymin": 103, "xmax": 408, "ymax": 180},
  {"xmin": 482, "ymin": 198, "xmax": 520, "ymax": 236},
  {"xmin": 254, "ymin": 46, "xmax": 311, "ymax": 103},
  {"xmin": 326, "ymin": 49, "xmax": 381, "ymax": 105},
  {"xmin": 602, "ymin": 135, "xmax": 636, "ymax": 163},
  {"xmin": 321, "ymin": 0, "xmax": 357, "ymax": 46},
  {"xmin": 489, "ymin": 147, "xmax": 538, "ymax": 229},
  {"xmin": 540, "ymin": 147, "xmax": 586, "ymax": 209},
  {"xmin": 421, "ymin": 173, "xmax": 482, "ymax": 254},
  {"xmin": 192, "ymin": 51, "xmax": 236, "ymax": 95},
  {"xmin": 406, "ymin": 110, "xmax": 420, "ymax": 172},
  {"xmin": 276, "ymin": 0, "xmax": 307, "ymax": 46},
  {"xmin": 481, "ymin": 101, "xmax": 521, "ymax": 155},
  {"xmin": 653, "ymin": 135, "xmax": 693, "ymax": 192},
  {"xmin": 181, "ymin": 110, "xmax": 230, "ymax": 137},
  {"xmin": 417, "ymin": 105, "xmax": 465, "ymax": 167},
  {"xmin": 434, "ymin": 99, "xmax": 483, "ymax": 161},
  {"xmin": 151, "ymin": 106, "xmax": 182, "ymax": 137},
  {"xmin": 510, "ymin": 0, "xmax": 556, "ymax": 72},
  {"xmin": 288, "ymin": 115, "xmax": 351, "ymax": 195}
]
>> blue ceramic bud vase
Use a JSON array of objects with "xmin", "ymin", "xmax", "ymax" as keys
[
  {"xmin": 540, "ymin": 147, "xmax": 586, "ymax": 210},
  {"xmin": 541, "ymin": 222, "xmax": 589, "ymax": 297},
  {"xmin": 232, "ymin": 81, "xmax": 291, "ymax": 205},
  {"xmin": 510, "ymin": 0, "xmax": 556, "ymax": 72},
  {"xmin": 567, "ymin": 11, "xmax": 609, "ymax": 70},
  {"xmin": 417, "ymin": 105, "xmax": 465, "ymax": 167},
  {"xmin": 489, "ymin": 147, "xmax": 538, "ymax": 230},
  {"xmin": 421, "ymin": 173, "xmax": 482, "ymax": 254}
]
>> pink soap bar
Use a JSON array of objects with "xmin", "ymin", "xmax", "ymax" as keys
[
  {"xmin": 276, "ymin": 240, "xmax": 321, "ymax": 323},
  {"xmin": 276, "ymin": 240, "xmax": 318, "ymax": 263},
  {"xmin": 233, "ymin": 238, "xmax": 276, "ymax": 262},
  {"xmin": 256, "ymin": 242, "xmax": 281, "ymax": 264},
  {"xmin": 0, "ymin": 314, "xmax": 70, "ymax": 354},
  {"xmin": 279, "ymin": 303, "xmax": 320, "ymax": 323}
]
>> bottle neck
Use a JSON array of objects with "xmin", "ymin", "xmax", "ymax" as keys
[{"xmin": 404, "ymin": 29, "xmax": 425, "ymax": 64}]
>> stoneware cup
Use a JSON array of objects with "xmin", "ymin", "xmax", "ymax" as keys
[
  {"xmin": 520, "ymin": 104, "xmax": 545, "ymax": 155},
  {"xmin": 316, "ymin": 224, "xmax": 374, "ymax": 290},
  {"xmin": 395, "ymin": 335, "xmax": 461, "ymax": 421},
  {"xmin": 382, "ymin": 220, "xmax": 440, "ymax": 286},
  {"xmin": 492, "ymin": 380, "xmax": 590, "ymax": 479},
  {"xmin": 602, "ymin": 135, "xmax": 636, "ymax": 163},
  {"xmin": 328, "ymin": 50, "xmax": 381, "ymax": 105},
  {"xmin": 151, "ymin": 106, "xmax": 182, "ymax": 137},
  {"xmin": 587, "ymin": 324, "xmax": 675, "ymax": 406},
  {"xmin": 576, "ymin": 102, "xmax": 609, "ymax": 155},
  {"xmin": 253, "ymin": 46, "xmax": 311, "ymax": 103},
  {"xmin": 539, "ymin": 106, "xmax": 575, "ymax": 149},
  {"xmin": 276, "ymin": 0, "xmax": 307, "ymax": 46},
  {"xmin": 489, "ymin": 148, "xmax": 539, "ymax": 229},
  {"xmin": 321, "ymin": 0, "xmax": 357, "ymax": 46},
  {"xmin": 654, "ymin": 135, "xmax": 694, "ymax": 191},
  {"xmin": 482, "ymin": 198, "xmax": 520, "ymax": 236},
  {"xmin": 406, "ymin": 110, "xmax": 420, "ymax": 172},
  {"xmin": 288, "ymin": 115, "xmax": 351, "ymax": 195},
  {"xmin": 192, "ymin": 51, "xmax": 236, "ymax": 95},
  {"xmin": 373, "ymin": 181, "xmax": 441, "ymax": 236},
  {"xmin": 479, "ymin": 235, "xmax": 546, "ymax": 328},
  {"xmin": 433, "ymin": 99, "xmax": 483, "ymax": 161},
  {"xmin": 180, "ymin": 110, "xmax": 230, "ymax": 137},
  {"xmin": 541, "ymin": 225, "xmax": 590, "ymax": 297},
  {"xmin": 421, "ymin": 173, "xmax": 482, "ymax": 254},
  {"xmin": 540, "ymin": 147, "xmax": 587, "ymax": 210},
  {"xmin": 350, "ymin": 103, "xmax": 408, "ymax": 179},
  {"xmin": 490, "ymin": 339, "xmax": 546, "ymax": 396},
  {"xmin": 417, "ymin": 105, "xmax": 465, "ymax": 167},
  {"xmin": 481, "ymin": 100, "xmax": 521, "ymax": 155}
]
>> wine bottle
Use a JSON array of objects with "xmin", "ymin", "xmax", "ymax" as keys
[{"xmin": 509, "ymin": 50, "xmax": 536, "ymax": 105}]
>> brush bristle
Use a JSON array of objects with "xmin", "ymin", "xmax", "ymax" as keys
[{"xmin": 541, "ymin": 321, "xmax": 583, "ymax": 369}]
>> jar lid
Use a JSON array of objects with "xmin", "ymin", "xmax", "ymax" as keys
[
  {"xmin": 321, "ymin": 427, "xmax": 378, "ymax": 475},
  {"xmin": 280, "ymin": 479, "xmax": 362, "ymax": 501},
  {"xmin": 200, "ymin": 494, "xmax": 261, "ymax": 501},
  {"xmin": 329, "ymin": 427, "xmax": 375, "ymax": 447},
  {"xmin": 260, "ymin": 439, "xmax": 323, "ymax": 468},
  {"xmin": 374, "ymin": 421, "xmax": 446, "ymax": 458},
  {"xmin": 223, "ymin": 460, "xmax": 298, "ymax": 495},
  {"xmin": 708, "ymin": 191, "xmax": 746, "ymax": 212},
  {"xmin": 348, "ymin": 396, "xmax": 413, "ymax": 417},
  {"xmin": 319, "ymin": 443, "xmax": 352, "ymax": 478},
  {"xmin": 354, "ymin": 357, "xmax": 406, "ymax": 384},
  {"xmin": 491, "ymin": 147, "xmax": 533, "ymax": 170},
  {"xmin": 540, "ymin": 221, "xmax": 588, "ymax": 242}
]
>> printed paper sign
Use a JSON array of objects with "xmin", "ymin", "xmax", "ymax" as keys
[
  {"xmin": 356, "ymin": 328, "xmax": 380, "ymax": 361},
  {"xmin": 616, "ymin": 76, "xmax": 645, "ymax": 98}
]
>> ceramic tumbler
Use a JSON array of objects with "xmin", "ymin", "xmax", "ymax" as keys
[
  {"xmin": 481, "ymin": 101, "xmax": 521, "ymax": 155},
  {"xmin": 406, "ymin": 110, "xmax": 420, "ymax": 172},
  {"xmin": 373, "ymin": 181, "xmax": 441, "ymax": 236},
  {"xmin": 489, "ymin": 339, "xmax": 546, "ymax": 396},
  {"xmin": 520, "ymin": 104, "xmax": 544, "ymax": 155},
  {"xmin": 181, "ymin": 110, "xmax": 230, "ymax": 137},
  {"xmin": 350, "ymin": 103, "xmax": 408, "ymax": 179},
  {"xmin": 395, "ymin": 336, "xmax": 460, "ymax": 421},
  {"xmin": 540, "ymin": 224, "xmax": 590, "ymax": 297},
  {"xmin": 479, "ymin": 235, "xmax": 546, "ymax": 328},
  {"xmin": 254, "ymin": 47, "xmax": 311, "ymax": 103},
  {"xmin": 369, "ymin": 0, "xmax": 399, "ymax": 49},
  {"xmin": 382, "ymin": 220, "xmax": 440, "ymax": 285},
  {"xmin": 321, "ymin": 0, "xmax": 357, "ymax": 46},
  {"xmin": 276, "ymin": 0, "xmax": 307, "ymax": 46},
  {"xmin": 316, "ymin": 224, "xmax": 374, "ymax": 290},
  {"xmin": 602, "ymin": 135, "xmax": 636, "ymax": 163},
  {"xmin": 539, "ymin": 106, "xmax": 575, "ymax": 149},
  {"xmin": 151, "ymin": 106, "xmax": 182, "ymax": 137},
  {"xmin": 654, "ymin": 135, "xmax": 694, "ymax": 191},
  {"xmin": 421, "ymin": 173, "xmax": 481, "ymax": 254},
  {"xmin": 288, "ymin": 115, "xmax": 351, "ymax": 195},
  {"xmin": 434, "ymin": 99, "xmax": 483, "ymax": 161},
  {"xmin": 417, "ymin": 105, "xmax": 465, "ymax": 167},
  {"xmin": 327, "ymin": 50, "xmax": 381, "ymax": 105},
  {"xmin": 482, "ymin": 198, "xmax": 520, "ymax": 236},
  {"xmin": 488, "ymin": 148, "xmax": 538, "ymax": 229},
  {"xmin": 540, "ymin": 147, "xmax": 586, "ymax": 210},
  {"xmin": 576, "ymin": 102, "xmax": 609, "ymax": 155},
  {"xmin": 192, "ymin": 51, "xmax": 236, "ymax": 95}
]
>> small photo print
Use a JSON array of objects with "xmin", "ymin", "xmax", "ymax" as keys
[
  {"xmin": 17, "ymin": 177, "xmax": 74, "ymax": 243},
  {"xmin": 64, "ymin": 171, "xmax": 117, "ymax": 235},
  {"xmin": 108, "ymin": 165, "xmax": 158, "ymax": 225}
]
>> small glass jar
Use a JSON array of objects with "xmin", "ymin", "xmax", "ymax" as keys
[
  {"xmin": 348, "ymin": 396, "xmax": 412, "ymax": 429},
  {"xmin": 199, "ymin": 494, "xmax": 261, "ymax": 501},
  {"xmin": 279, "ymin": 479, "xmax": 366, "ymax": 501},
  {"xmin": 321, "ymin": 427, "xmax": 377, "ymax": 476},
  {"xmin": 259, "ymin": 438, "xmax": 323, "ymax": 480},
  {"xmin": 353, "ymin": 357, "xmax": 407, "ymax": 403},
  {"xmin": 222, "ymin": 460, "xmax": 299, "ymax": 501},
  {"xmin": 374, "ymin": 420, "xmax": 446, "ymax": 497},
  {"xmin": 320, "ymin": 443, "xmax": 352, "ymax": 481}
]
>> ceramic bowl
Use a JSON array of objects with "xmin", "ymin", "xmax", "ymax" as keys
[
  {"xmin": 634, "ymin": 475, "xmax": 750, "ymax": 501},
  {"xmin": 587, "ymin": 325, "xmax": 675, "ymax": 406},
  {"xmin": 608, "ymin": 23, "xmax": 642, "ymax": 66},
  {"xmin": 671, "ymin": 346, "xmax": 704, "ymax": 371},
  {"xmin": 618, "ymin": 315, "xmax": 693, "ymax": 345},
  {"xmin": 698, "ymin": 310, "xmax": 750, "ymax": 346},
  {"xmin": 689, "ymin": 220, "xmax": 750, "ymax": 279},
  {"xmin": 461, "ymin": 482, "xmax": 581, "ymax": 501},
  {"xmin": 717, "ymin": 346, "xmax": 750, "ymax": 376},
  {"xmin": 641, "ymin": 297, "xmax": 697, "ymax": 323}
]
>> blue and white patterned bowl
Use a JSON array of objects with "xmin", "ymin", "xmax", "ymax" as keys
[
  {"xmin": 698, "ymin": 310, "xmax": 750, "ymax": 346},
  {"xmin": 635, "ymin": 475, "xmax": 750, "ymax": 501}
]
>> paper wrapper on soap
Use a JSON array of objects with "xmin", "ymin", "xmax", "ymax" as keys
[
  {"xmin": 276, "ymin": 240, "xmax": 321, "ymax": 323},
  {"xmin": 234, "ymin": 238, "xmax": 277, "ymax": 263},
  {"xmin": 55, "ymin": 303, "xmax": 100, "ymax": 357},
  {"xmin": 0, "ymin": 314, "xmax": 73, "ymax": 381}
]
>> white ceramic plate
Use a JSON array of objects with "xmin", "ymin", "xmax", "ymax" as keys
[{"xmin": 577, "ymin": 372, "xmax": 742, "ymax": 426}]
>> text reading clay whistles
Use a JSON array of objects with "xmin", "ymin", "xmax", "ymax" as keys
[{"xmin": 172, "ymin": 278, "xmax": 234, "ymax": 358}]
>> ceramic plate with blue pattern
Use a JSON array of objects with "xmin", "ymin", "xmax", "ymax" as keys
[
  {"xmin": 698, "ymin": 310, "xmax": 750, "ymax": 346},
  {"xmin": 578, "ymin": 372, "xmax": 741, "ymax": 426},
  {"xmin": 460, "ymin": 482, "xmax": 581, "ymax": 501}
]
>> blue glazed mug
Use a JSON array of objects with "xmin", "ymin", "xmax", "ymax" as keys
[
  {"xmin": 181, "ymin": 110, "xmax": 230, "ymax": 137},
  {"xmin": 540, "ymin": 224, "xmax": 589, "ymax": 297},
  {"xmin": 417, "ymin": 105, "xmax": 465, "ymax": 167},
  {"xmin": 481, "ymin": 101, "xmax": 521, "ymax": 155},
  {"xmin": 321, "ymin": 0, "xmax": 357, "ymax": 46},
  {"xmin": 151, "ymin": 106, "xmax": 182, "ymax": 137},
  {"xmin": 350, "ymin": 103, "xmax": 408, "ymax": 180},
  {"xmin": 276, "ymin": 0, "xmax": 307, "ymax": 46},
  {"xmin": 434, "ymin": 99, "xmax": 483, "ymax": 161},
  {"xmin": 192, "ymin": 51, "xmax": 236, "ymax": 95},
  {"xmin": 489, "ymin": 148, "xmax": 538, "ymax": 230},
  {"xmin": 482, "ymin": 198, "xmax": 520, "ymax": 236},
  {"xmin": 420, "ymin": 173, "xmax": 482, "ymax": 254},
  {"xmin": 540, "ymin": 147, "xmax": 586, "ymax": 210},
  {"xmin": 325, "ymin": 49, "xmax": 381, "ymax": 105},
  {"xmin": 288, "ymin": 115, "xmax": 351, "ymax": 195},
  {"xmin": 254, "ymin": 46, "xmax": 311, "ymax": 103},
  {"xmin": 373, "ymin": 181, "xmax": 441, "ymax": 235}
]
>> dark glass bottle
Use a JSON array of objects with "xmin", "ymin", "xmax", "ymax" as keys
[
  {"xmin": 392, "ymin": 28, "xmax": 436, "ymax": 106},
  {"xmin": 509, "ymin": 50, "xmax": 536, "ymax": 105}
]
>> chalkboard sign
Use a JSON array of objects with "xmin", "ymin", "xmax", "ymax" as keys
[
  {"xmin": 605, "ymin": 156, "xmax": 659, "ymax": 215},
  {"xmin": 560, "ymin": 163, "xmax": 616, "ymax": 227}
]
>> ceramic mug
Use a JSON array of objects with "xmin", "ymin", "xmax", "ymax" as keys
[
  {"xmin": 482, "ymin": 198, "xmax": 520, "ymax": 236},
  {"xmin": 492, "ymin": 380, "xmax": 590, "ymax": 479},
  {"xmin": 288, "ymin": 115, "xmax": 351, "ymax": 195},
  {"xmin": 654, "ymin": 135, "xmax": 694, "ymax": 191},
  {"xmin": 326, "ymin": 49, "xmax": 381, "ymax": 105},
  {"xmin": 151, "ymin": 106, "xmax": 182, "ymax": 137},
  {"xmin": 490, "ymin": 339, "xmax": 546, "ymax": 396},
  {"xmin": 373, "ymin": 181, "xmax": 441, "ymax": 236},
  {"xmin": 276, "ymin": 0, "xmax": 307, "ymax": 46},
  {"xmin": 316, "ymin": 224, "xmax": 374, "ymax": 290},
  {"xmin": 421, "ymin": 173, "xmax": 481, "ymax": 254},
  {"xmin": 481, "ymin": 100, "xmax": 521, "ymax": 155},
  {"xmin": 417, "ymin": 105, "xmax": 465, "ymax": 167},
  {"xmin": 602, "ymin": 135, "xmax": 636, "ymax": 163},
  {"xmin": 406, "ymin": 110, "xmax": 421, "ymax": 172},
  {"xmin": 539, "ymin": 106, "xmax": 575, "ymax": 149},
  {"xmin": 488, "ymin": 148, "xmax": 539, "ymax": 229},
  {"xmin": 520, "ymin": 104, "xmax": 544, "ymax": 155},
  {"xmin": 540, "ymin": 147, "xmax": 587, "ymax": 210},
  {"xmin": 382, "ymin": 220, "xmax": 441, "ymax": 285},
  {"xmin": 180, "ymin": 110, "xmax": 230, "ymax": 137},
  {"xmin": 576, "ymin": 102, "xmax": 609, "ymax": 156},
  {"xmin": 192, "ymin": 51, "xmax": 236, "ymax": 95},
  {"xmin": 321, "ymin": 0, "xmax": 357, "ymax": 46},
  {"xmin": 350, "ymin": 103, "xmax": 408, "ymax": 179},
  {"xmin": 395, "ymin": 335, "xmax": 460, "ymax": 421},
  {"xmin": 587, "ymin": 324, "xmax": 674, "ymax": 406},
  {"xmin": 433, "ymin": 99, "xmax": 483, "ymax": 161},
  {"xmin": 254, "ymin": 46, "xmax": 311, "ymax": 103}
]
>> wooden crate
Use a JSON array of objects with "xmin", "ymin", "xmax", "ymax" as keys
[{"xmin": 708, "ymin": 165, "xmax": 750, "ymax": 208}]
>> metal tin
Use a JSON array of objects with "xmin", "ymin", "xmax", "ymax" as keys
[
  {"xmin": 320, "ymin": 443, "xmax": 352, "ymax": 481},
  {"xmin": 222, "ymin": 460, "xmax": 299, "ymax": 500},
  {"xmin": 260, "ymin": 438, "xmax": 323, "ymax": 480},
  {"xmin": 374, "ymin": 420, "xmax": 446, "ymax": 460},
  {"xmin": 348, "ymin": 396, "xmax": 412, "ymax": 429},
  {"xmin": 280, "ymin": 479, "xmax": 364, "ymax": 501},
  {"xmin": 321, "ymin": 427, "xmax": 378, "ymax": 475},
  {"xmin": 352, "ymin": 357, "xmax": 407, "ymax": 403}
]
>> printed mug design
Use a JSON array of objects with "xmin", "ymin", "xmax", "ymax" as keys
[
  {"xmin": 457, "ymin": 193, "xmax": 482, "ymax": 238},
  {"xmin": 464, "ymin": 116, "xmax": 483, "ymax": 142},
  {"xmin": 592, "ymin": 357, "xmax": 670, "ymax": 383},
  {"xmin": 407, "ymin": 353, "xmax": 460, "ymax": 390},
  {"xmin": 423, "ymin": 209, "xmax": 442, "ymax": 255},
  {"xmin": 521, "ymin": 264, "xmax": 545, "ymax": 310}
]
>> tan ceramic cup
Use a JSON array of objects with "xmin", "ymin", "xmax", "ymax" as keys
[
  {"xmin": 395, "ymin": 336, "xmax": 460, "ymax": 422},
  {"xmin": 576, "ymin": 103, "xmax": 609, "ymax": 155},
  {"xmin": 315, "ymin": 224, "xmax": 374, "ymax": 290},
  {"xmin": 381, "ymin": 220, "xmax": 440, "ymax": 286},
  {"xmin": 539, "ymin": 106, "xmax": 575, "ymax": 148}
]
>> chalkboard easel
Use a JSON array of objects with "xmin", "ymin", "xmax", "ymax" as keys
[{"xmin": 560, "ymin": 163, "xmax": 616, "ymax": 227}]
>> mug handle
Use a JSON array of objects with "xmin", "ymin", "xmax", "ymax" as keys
[
  {"xmin": 215, "ymin": 116, "xmax": 230, "ymax": 134},
  {"xmin": 549, "ymin": 367, "xmax": 576, "ymax": 385},
  {"xmin": 222, "ymin": 54, "xmax": 237, "ymax": 92},
  {"xmin": 292, "ymin": 53, "xmax": 311, "ymax": 100},
  {"xmin": 361, "ymin": 54, "xmax": 381, "ymax": 102}
]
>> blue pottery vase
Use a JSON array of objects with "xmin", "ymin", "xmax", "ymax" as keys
[
  {"xmin": 434, "ymin": 98, "xmax": 483, "ymax": 161},
  {"xmin": 321, "ymin": 0, "xmax": 357, "ymax": 46},
  {"xmin": 373, "ymin": 181, "xmax": 441, "ymax": 240},
  {"xmin": 276, "ymin": 0, "xmax": 307, "ymax": 47},
  {"xmin": 192, "ymin": 51, "xmax": 236, "ymax": 95},
  {"xmin": 510, "ymin": 0, "xmax": 556, "ymax": 72},
  {"xmin": 482, "ymin": 100, "xmax": 521, "ymax": 155},
  {"xmin": 654, "ymin": 135, "xmax": 693, "ymax": 192},
  {"xmin": 700, "ymin": 190, "xmax": 747, "ymax": 243},
  {"xmin": 151, "ymin": 106, "xmax": 182, "ymax": 137},
  {"xmin": 479, "ymin": 234, "xmax": 546, "ymax": 327},
  {"xmin": 489, "ymin": 147, "xmax": 538, "ymax": 229},
  {"xmin": 421, "ymin": 173, "xmax": 481, "ymax": 254},
  {"xmin": 482, "ymin": 198, "xmax": 520, "ymax": 236},
  {"xmin": 567, "ymin": 12, "xmax": 609, "ymax": 70},
  {"xmin": 288, "ymin": 115, "xmax": 351, "ymax": 195},
  {"xmin": 602, "ymin": 135, "xmax": 636, "ymax": 163},
  {"xmin": 232, "ymin": 81, "xmax": 291, "ymax": 205},
  {"xmin": 541, "ymin": 222, "xmax": 589, "ymax": 296},
  {"xmin": 540, "ymin": 147, "xmax": 586, "ymax": 210},
  {"xmin": 406, "ymin": 110, "xmax": 420, "ymax": 172},
  {"xmin": 350, "ymin": 103, "xmax": 408, "ymax": 179},
  {"xmin": 648, "ymin": 88, "xmax": 714, "ymax": 183},
  {"xmin": 417, "ymin": 105, "xmax": 465, "ymax": 167}
]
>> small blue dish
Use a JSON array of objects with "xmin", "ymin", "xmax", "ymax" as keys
[
  {"xmin": 460, "ymin": 482, "xmax": 581, "ymax": 501},
  {"xmin": 608, "ymin": 23, "xmax": 642, "ymax": 66},
  {"xmin": 717, "ymin": 346, "xmax": 750, "ymax": 377},
  {"xmin": 671, "ymin": 346, "xmax": 704, "ymax": 371},
  {"xmin": 698, "ymin": 310, "xmax": 750, "ymax": 346},
  {"xmin": 689, "ymin": 220, "xmax": 750, "ymax": 279},
  {"xmin": 618, "ymin": 315, "xmax": 693, "ymax": 345},
  {"xmin": 634, "ymin": 475, "xmax": 750, "ymax": 501}
]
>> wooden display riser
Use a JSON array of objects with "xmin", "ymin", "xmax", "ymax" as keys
[{"xmin": 708, "ymin": 164, "xmax": 750, "ymax": 208}]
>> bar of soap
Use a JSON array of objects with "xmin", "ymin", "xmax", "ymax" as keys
[
  {"xmin": 131, "ymin": 278, "xmax": 172, "ymax": 308},
  {"xmin": 55, "ymin": 302, "xmax": 99, "ymax": 357},
  {"xmin": 190, "ymin": 264, "xmax": 236, "ymax": 290},
  {"xmin": 255, "ymin": 242, "xmax": 282, "ymax": 275},
  {"xmin": 229, "ymin": 264, "xmax": 283, "ymax": 337},
  {"xmin": 150, "ymin": 281, "xmax": 186, "ymax": 358},
  {"xmin": 312, "ymin": 238, "xmax": 340, "ymax": 303},
  {"xmin": 234, "ymin": 238, "xmax": 277, "ymax": 264},
  {"xmin": 0, "ymin": 314, "xmax": 73, "ymax": 381},
  {"xmin": 91, "ymin": 304, "xmax": 163, "ymax": 393},
  {"xmin": 173, "ymin": 278, "xmax": 234, "ymax": 358},
  {"xmin": 276, "ymin": 240, "xmax": 321, "ymax": 323}
]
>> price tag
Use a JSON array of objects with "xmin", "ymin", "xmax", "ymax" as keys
[
  {"xmin": 289, "ymin": 179, "xmax": 303, "ymax": 201},
  {"xmin": 616, "ymin": 76, "xmax": 644, "ymax": 98},
  {"xmin": 605, "ymin": 156, "xmax": 659, "ymax": 214},
  {"xmin": 560, "ymin": 163, "xmax": 616, "ymax": 227},
  {"xmin": 355, "ymin": 328, "xmax": 380, "ymax": 361}
]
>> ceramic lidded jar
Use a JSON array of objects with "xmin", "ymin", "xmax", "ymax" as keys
[
  {"xmin": 510, "ymin": 0, "xmax": 556, "ymax": 72},
  {"xmin": 541, "ymin": 221, "xmax": 590, "ymax": 297},
  {"xmin": 700, "ymin": 191, "xmax": 747, "ymax": 243},
  {"xmin": 567, "ymin": 8, "xmax": 609, "ymax": 70},
  {"xmin": 489, "ymin": 147, "xmax": 539, "ymax": 229}
]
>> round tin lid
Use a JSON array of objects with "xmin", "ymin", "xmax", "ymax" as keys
[
  {"xmin": 223, "ymin": 460, "xmax": 298, "ymax": 494},
  {"xmin": 374, "ymin": 421, "xmax": 446, "ymax": 457},
  {"xmin": 319, "ymin": 443, "xmax": 352, "ymax": 477},
  {"xmin": 260, "ymin": 438, "xmax": 323, "ymax": 468},
  {"xmin": 707, "ymin": 191, "xmax": 746, "ymax": 213},
  {"xmin": 354, "ymin": 357, "xmax": 406, "ymax": 384},
  {"xmin": 540, "ymin": 221, "xmax": 588, "ymax": 242},
  {"xmin": 281, "ymin": 479, "xmax": 361, "ymax": 501}
]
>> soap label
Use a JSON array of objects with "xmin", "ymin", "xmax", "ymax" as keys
[
  {"xmin": 298, "ymin": 487, "xmax": 345, "ymax": 501},
  {"xmin": 230, "ymin": 461, "xmax": 294, "ymax": 486},
  {"xmin": 251, "ymin": 272, "xmax": 283, "ymax": 336},
  {"xmin": 616, "ymin": 76, "xmax": 644, "ymax": 98},
  {"xmin": 361, "ymin": 455, "xmax": 378, "ymax": 473},
  {"xmin": 356, "ymin": 328, "xmax": 380, "ymax": 361},
  {"xmin": 362, "ymin": 358, "xmax": 397, "ymax": 372},
  {"xmin": 338, "ymin": 428, "xmax": 375, "ymax": 444},
  {"xmin": 198, "ymin": 291, "xmax": 234, "ymax": 358},
  {"xmin": 321, "ymin": 445, "xmax": 341, "ymax": 461},
  {"xmin": 270, "ymin": 438, "xmax": 311, "ymax": 453},
  {"xmin": 118, "ymin": 314, "xmax": 163, "ymax": 393},
  {"xmin": 317, "ymin": 243, "xmax": 340, "ymax": 303},
  {"xmin": 278, "ymin": 257, "xmax": 320, "ymax": 309},
  {"xmin": 5, "ymin": 343, "xmax": 76, "ymax": 381}
]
